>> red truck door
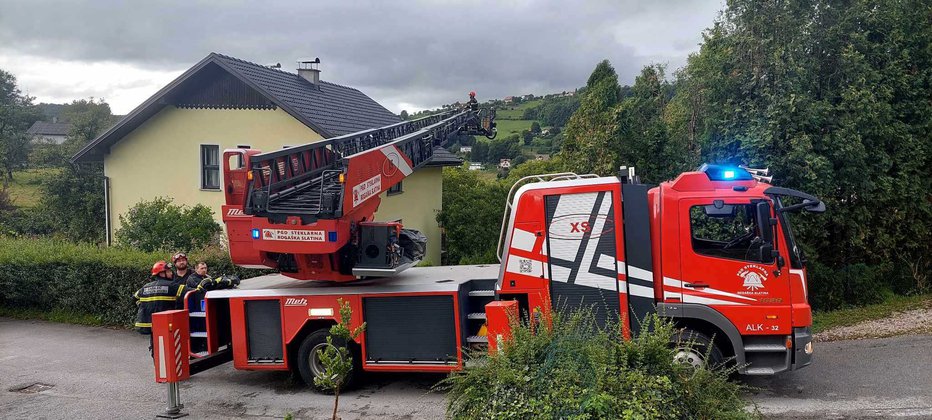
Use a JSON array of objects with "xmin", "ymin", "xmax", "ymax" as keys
[{"xmin": 672, "ymin": 198, "xmax": 792, "ymax": 335}]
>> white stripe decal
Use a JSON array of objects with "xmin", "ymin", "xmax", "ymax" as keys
[
  {"xmin": 616, "ymin": 263, "xmax": 626, "ymax": 275},
  {"xmin": 681, "ymin": 294, "xmax": 747, "ymax": 306},
  {"xmin": 790, "ymin": 269, "xmax": 807, "ymax": 298},
  {"xmin": 380, "ymin": 145, "xmax": 413, "ymax": 176},
  {"xmin": 627, "ymin": 266, "xmax": 653, "ymax": 282},
  {"xmin": 597, "ymin": 254, "xmax": 616, "ymax": 271},
  {"xmin": 510, "ymin": 228, "xmax": 537, "ymax": 252},
  {"xmin": 505, "ymin": 254, "xmax": 547, "ymax": 278},
  {"xmin": 628, "ymin": 284, "xmax": 654, "ymax": 298},
  {"xmin": 158, "ymin": 336, "xmax": 167, "ymax": 379},
  {"xmin": 663, "ymin": 277, "xmax": 756, "ymax": 302}
]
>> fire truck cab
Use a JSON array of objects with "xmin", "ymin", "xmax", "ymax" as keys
[{"xmin": 496, "ymin": 164, "xmax": 823, "ymax": 374}]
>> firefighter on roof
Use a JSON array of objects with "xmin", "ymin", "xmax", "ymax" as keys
[{"xmin": 133, "ymin": 261, "xmax": 186, "ymax": 340}]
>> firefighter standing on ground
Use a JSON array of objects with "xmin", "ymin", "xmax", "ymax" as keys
[{"xmin": 134, "ymin": 261, "xmax": 186, "ymax": 353}]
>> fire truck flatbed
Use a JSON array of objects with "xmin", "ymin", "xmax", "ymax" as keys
[{"xmin": 207, "ymin": 264, "xmax": 501, "ymax": 298}]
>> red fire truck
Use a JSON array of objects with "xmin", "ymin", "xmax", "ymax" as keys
[{"xmin": 161, "ymin": 100, "xmax": 824, "ymax": 392}]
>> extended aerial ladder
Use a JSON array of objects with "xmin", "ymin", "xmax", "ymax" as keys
[{"xmin": 222, "ymin": 99, "xmax": 496, "ymax": 281}]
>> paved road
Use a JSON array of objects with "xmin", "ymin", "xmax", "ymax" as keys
[{"xmin": 1, "ymin": 318, "xmax": 930, "ymax": 419}]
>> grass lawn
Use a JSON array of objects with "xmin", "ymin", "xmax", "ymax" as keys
[
  {"xmin": 495, "ymin": 119, "xmax": 536, "ymax": 138},
  {"xmin": 3, "ymin": 167, "xmax": 59, "ymax": 208},
  {"xmin": 812, "ymin": 293, "xmax": 931, "ymax": 333},
  {"xmin": 495, "ymin": 99, "xmax": 542, "ymax": 119},
  {"xmin": 0, "ymin": 305, "xmax": 107, "ymax": 327}
]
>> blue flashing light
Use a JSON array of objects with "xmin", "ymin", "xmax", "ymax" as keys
[
  {"xmin": 251, "ymin": 228, "xmax": 261, "ymax": 239},
  {"xmin": 699, "ymin": 163, "xmax": 754, "ymax": 181},
  {"xmin": 328, "ymin": 231, "xmax": 338, "ymax": 242}
]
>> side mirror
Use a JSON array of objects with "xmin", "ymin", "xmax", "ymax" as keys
[
  {"xmin": 804, "ymin": 199, "xmax": 826, "ymax": 213},
  {"xmin": 755, "ymin": 201, "xmax": 774, "ymax": 244}
]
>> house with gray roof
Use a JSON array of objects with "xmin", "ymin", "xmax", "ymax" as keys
[{"xmin": 71, "ymin": 53, "xmax": 458, "ymax": 263}]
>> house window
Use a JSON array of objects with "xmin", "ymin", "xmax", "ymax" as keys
[
  {"xmin": 690, "ymin": 204, "xmax": 764, "ymax": 262},
  {"xmin": 387, "ymin": 181, "xmax": 403, "ymax": 196},
  {"xmin": 201, "ymin": 144, "xmax": 220, "ymax": 190}
]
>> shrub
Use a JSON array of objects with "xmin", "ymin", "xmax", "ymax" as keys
[
  {"xmin": 441, "ymin": 310, "xmax": 754, "ymax": 420},
  {"xmin": 808, "ymin": 262, "xmax": 890, "ymax": 311},
  {"xmin": 117, "ymin": 197, "xmax": 222, "ymax": 252},
  {"xmin": 0, "ymin": 237, "xmax": 269, "ymax": 326}
]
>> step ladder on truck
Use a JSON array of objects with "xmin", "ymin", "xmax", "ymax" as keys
[{"xmin": 149, "ymin": 94, "xmax": 826, "ymax": 415}]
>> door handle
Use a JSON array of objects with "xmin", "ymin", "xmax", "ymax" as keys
[{"xmin": 684, "ymin": 283, "xmax": 709, "ymax": 289}]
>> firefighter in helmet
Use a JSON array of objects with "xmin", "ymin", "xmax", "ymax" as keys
[
  {"xmin": 133, "ymin": 261, "xmax": 186, "ymax": 353},
  {"xmin": 466, "ymin": 91, "xmax": 479, "ymax": 112}
]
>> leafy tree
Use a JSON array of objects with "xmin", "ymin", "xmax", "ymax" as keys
[
  {"xmin": 315, "ymin": 299, "xmax": 366, "ymax": 420},
  {"xmin": 537, "ymin": 97, "xmax": 580, "ymax": 128},
  {"xmin": 666, "ymin": 0, "xmax": 932, "ymax": 303},
  {"xmin": 40, "ymin": 165, "xmax": 106, "ymax": 242},
  {"xmin": 613, "ymin": 64, "xmax": 692, "ymax": 183},
  {"xmin": 484, "ymin": 134, "xmax": 522, "ymax": 164},
  {"xmin": 116, "ymin": 197, "xmax": 222, "ymax": 252},
  {"xmin": 470, "ymin": 141, "xmax": 489, "ymax": 163},
  {"xmin": 437, "ymin": 167, "xmax": 509, "ymax": 264},
  {"xmin": 0, "ymin": 69, "xmax": 41, "ymax": 180},
  {"xmin": 560, "ymin": 60, "xmax": 623, "ymax": 174},
  {"xmin": 521, "ymin": 130, "xmax": 534, "ymax": 145},
  {"xmin": 529, "ymin": 121, "xmax": 541, "ymax": 134},
  {"xmin": 399, "ymin": 110, "xmax": 409, "ymax": 120}
]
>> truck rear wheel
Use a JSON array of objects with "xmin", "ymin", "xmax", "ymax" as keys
[
  {"xmin": 296, "ymin": 329, "xmax": 361, "ymax": 392},
  {"xmin": 671, "ymin": 330, "xmax": 724, "ymax": 369}
]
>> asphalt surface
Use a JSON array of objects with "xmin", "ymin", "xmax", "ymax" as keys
[{"xmin": 1, "ymin": 317, "xmax": 930, "ymax": 419}]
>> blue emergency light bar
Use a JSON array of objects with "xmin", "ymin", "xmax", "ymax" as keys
[{"xmin": 699, "ymin": 164, "xmax": 754, "ymax": 181}]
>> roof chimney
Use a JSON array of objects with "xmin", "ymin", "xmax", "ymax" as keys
[{"xmin": 297, "ymin": 58, "xmax": 321, "ymax": 86}]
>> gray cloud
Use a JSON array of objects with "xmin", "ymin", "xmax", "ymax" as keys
[{"xmin": 0, "ymin": 0, "xmax": 723, "ymax": 113}]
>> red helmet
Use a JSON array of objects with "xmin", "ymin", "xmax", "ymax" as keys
[
  {"xmin": 469, "ymin": 91, "xmax": 476, "ymax": 97},
  {"xmin": 151, "ymin": 260, "xmax": 169, "ymax": 276}
]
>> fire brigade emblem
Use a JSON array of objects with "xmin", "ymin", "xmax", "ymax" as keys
[{"xmin": 737, "ymin": 265, "xmax": 769, "ymax": 295}]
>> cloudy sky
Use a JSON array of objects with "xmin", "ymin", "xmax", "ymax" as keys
[{"xmin": 0, "ymin": 0, "xmax": 723, "ymax": 115}]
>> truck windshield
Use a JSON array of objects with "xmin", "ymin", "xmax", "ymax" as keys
[{"xmin": 776, "ymin": 197, "xmax": 805, "ymax": 269}]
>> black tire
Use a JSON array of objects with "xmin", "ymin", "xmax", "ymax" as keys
[
  {"xmin": 671, "ymin": 329, "xmax": 725, "ymax": 369},
  {"xmin": 295, "ymin": 329, "xmax": 361, "ymax": 392}
]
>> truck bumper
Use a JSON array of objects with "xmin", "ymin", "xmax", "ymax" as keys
[{"xmin": 792, "ymin": 327, "xmax": 813, "ymax": 370}]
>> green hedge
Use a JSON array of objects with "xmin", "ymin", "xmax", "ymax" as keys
[{"xmin": 0, "ymin": 237, "xmax": 270, "ymax": 326}]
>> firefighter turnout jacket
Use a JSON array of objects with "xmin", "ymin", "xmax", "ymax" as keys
[{"xmin": 133, "ymin": 276, "xmax": 186, "ymax": 334}]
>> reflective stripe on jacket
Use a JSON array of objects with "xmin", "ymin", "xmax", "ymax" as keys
[{"xmin": 133, "ymin": 276, "xmax": 185, "ymax": 334}]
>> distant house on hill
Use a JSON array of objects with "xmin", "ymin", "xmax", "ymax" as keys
[
  {"xmin": 468, "ymin": 162, "xmax": 482, "ymax": 171},
  {"xmin": 71, "ymin": 52, "xmax": 460, "ymax": 263},
  {"xmin": 459, "ymin": 146, "xmax": 472, "ymax": 153},
  {"xmin": 27, "ymin": 121, "xmax": 71, "ymax": 144},
  {"xmin": 499, "ymin": 159, "xmax": 511, "ymax": 169},
  {"xmin": 503, "ymin": 96, "xmax": 515, "ymax": 104}
]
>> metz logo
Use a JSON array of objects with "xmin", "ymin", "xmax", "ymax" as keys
[
  {"xmin": 284, "ymin": 298, "xmax": 307, "ymax": 307},
  {"xmin": 738, "ymin": 264, "xmax": 769, "ymax": 295},
  {"xmin": 226, "ymin": 208, "xmax": 246, "ymax": 217}
]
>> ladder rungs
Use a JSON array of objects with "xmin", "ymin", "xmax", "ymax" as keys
[
  {"xmin": 191, "ymin": 332, "xmax": 208, "ymax": 338},
  {"xmin": 468, "ymin": 290, "xmax": 495, "ymax": 297},
  {"xmin": 467, "ymin": 312, "xmax": 486, "ymax": 320},
  {"xmin": 190, "ymin": 311, "xmax": 206, "ymax": 317},
  {"xmin": 467, "ymin": 335, "xmax": 488, "ymax": 344}
]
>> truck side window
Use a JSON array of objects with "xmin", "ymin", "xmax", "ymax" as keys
[{"xmin": 690, "ymin": 204, "xmax": 764, "ymax": 262}]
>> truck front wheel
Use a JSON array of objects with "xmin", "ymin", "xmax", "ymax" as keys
[
  {"xmin": 296, "ymin": 329, "xmax": 361, "ymax": 392},
  {"xmin": 671, "ymin": 330, "xmax": 724, "ymax": 369}
]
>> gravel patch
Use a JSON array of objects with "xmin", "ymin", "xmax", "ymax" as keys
[{"xmin": 816, "ymin": 304, "xmax": 932, "ymax": 342}]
